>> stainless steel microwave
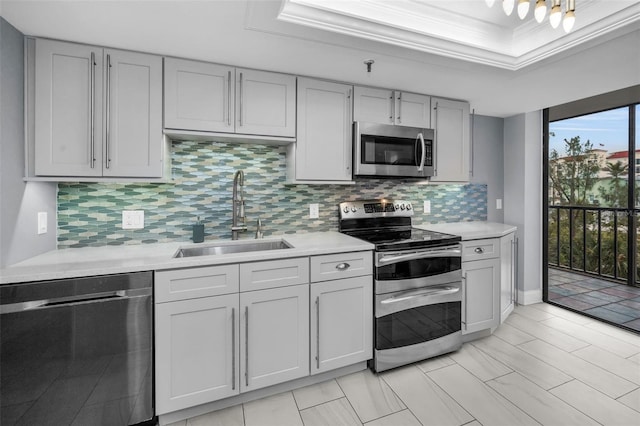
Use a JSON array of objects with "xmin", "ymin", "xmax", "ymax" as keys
[{"xmin": 353, "ymin": 121, "xmax": 435, "ymax": 179}]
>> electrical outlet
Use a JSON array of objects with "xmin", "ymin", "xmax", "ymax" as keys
[
  {"xmin": 309, "ymin": 203, "xmax": 319, "ymax": 219},
  {"xmin": 37, "ymin": 212, "xmax": 47, "ymax": 234},
  {"xmin": 122, "ymin": 210, "xmax": 144, "ymax": 229},
  {"xmin": 496, "ymin": 198, "xmax": 503, "ymax": 210},
  {"xmin": 423, "ymin": 200, "xmax": 431, "ymax": 214}
]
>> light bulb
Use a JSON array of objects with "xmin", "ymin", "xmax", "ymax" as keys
[
  {"xmin": 534, "ymin": 0, "xmax": 547, "ymax": 23},
  {"xmin": 485, "ymin": 0, "xmax": 496, "ymax": 7},
  {"xmin": 563, "ymin": 10, "xmax": 576, "ymax": 32},
  {"xmin": 503, "ymin": 0, "xmax": 515, "ymax": 16},
  {"xmin": 517, "ymin": 0, "xmax": 530, "ymax": 19},
  {"xmin": 549, "ymin": 4, "xmax": 562, "ymax": 28}
]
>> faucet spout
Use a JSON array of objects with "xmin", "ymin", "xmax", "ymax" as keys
[{"xmin": 232, "ymin": 170, "xmax": 247, "ymax": 240}]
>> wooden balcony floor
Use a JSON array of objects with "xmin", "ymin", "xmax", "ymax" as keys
[{"xmin": 548, "ymin": 267, "xmax": 640, "ymax": 333}]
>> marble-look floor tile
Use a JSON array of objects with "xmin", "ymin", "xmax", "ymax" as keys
[
  {"xmin": 505, "ymin": 312, "xmax": 590, "ymax": 352},
  {"xmin": 617, "ymin": 388, "xmax": 640, "ymax": 413},
  {"xmin": 427, "ymin": 364, "xmax": 538, "ymax": 426},
  {"xmin": 449, "ymin": 342, "xmax": 512, "ymax": 382},
  {"xmin": 364, "ymin": 409, "xmax": 422, "ymax": 426},
  {"xmin": 541, "ymin": 316, "xmax": 640, "ymax": 358},
  {"xmin": 512, "ymin": 304, "xmax": 555, "ymax": 321},
  {"xmin": 336, "ymin": 370, "xmax": 405, "ymax": 423},
  {"xmin": 518, "ymin": 339, "xmax": 637, "ymax": 399},
  {"xmin": 550, "ymin": 380, "xmax": 640, "ymax": 426},
  {"xmin": 529, "ymin": 303, "xmax": 594, "ymax": 324},
  {"xmin": 187, "ymin": 405, "xmax": 244, "ymax": 426},
  {"xmin": 583, "ymin": 319, "xmax": 640, "ymax": 347},
  {"xmin": 299, "ymin": 398, "xmax": 361, "ymax": 426},
  {"xmin": 293, "ymin": 379, "xmax": 344, "ymax": 410},
  {"xmin": 628, "ymin": 352, "xmax": 640, "ymax": 364},
  {"xmin": 415, "ymin": 354, "xmax": 456, "ymax": 373},
  {"xmin": 572, "ymin": 345, "xmax": 640, "ymax": 385},
  {"xmin": 471, "ymin": 335, "xmax": 572, "ymax": 390},
  {"xmin": 381, "ymin": 365, "xmax": 473, "ymax": 426},
  {"xmin": 491, "ymin": 321, "xmax": 536, "ymax": 346},
  {"xmin": 487, "ymin": 372, "xmax": 600, "ymax": 426},
  {"xmin": 243, "ymin": 392, "xmax": 302, "ymax": 426}
]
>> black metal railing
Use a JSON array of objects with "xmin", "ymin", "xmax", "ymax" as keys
[{"xmin": 548, "ymin": 205, "xmax": 638, "ymax": 283}]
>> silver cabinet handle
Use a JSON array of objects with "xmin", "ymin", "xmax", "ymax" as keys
[
  {"xmin": 397, "ymin": 92, "xmax": 402, "ymax": 123},
  {"xmin": 335, "ymin": 262, "xmax": 350, "ymax": 271},
  {"xmin": 231, "ymin": 307, "xmax": 236, "ymax": 390},
  {"xmin": 470, "ymin": 108, "xmax": 475, "ymax": 177},
  {"xmin": 239, "ymin": 72, "xmax": 243, "ymax": 127},
  {"xmin": 315, "ymin": 297, "xmax": 320, "ymax": 370},
  {"xmin": 227, "ymin": 70, "xmax": 231, "ymax": 126},
  {"xmin": 245, "ymin": 305, "xmax": 249, "ymax": 387},
  {"xmin": 105, "ymin": 53, "xmax": 112, "ymax": 169},
  {"xmin": 462, "ymin": 273, "xmax": 467, "ymax": 329},
  {"xmin": 474, "ymin": 247, "xmax": 484, "ymax": 254},
  {"xmin": 90, "ymin": 51, "xmax": 96, "ymax": 168},
  {"xmin": 389, "ymin": 91, "xmax": 394, "ymax": 123}
]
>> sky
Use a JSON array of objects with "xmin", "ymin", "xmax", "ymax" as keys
[{"xmin": 549, "ymin": 105, "xmax": 640, "ymax": 157}]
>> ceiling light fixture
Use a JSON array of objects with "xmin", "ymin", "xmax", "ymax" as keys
[
  {"xmin": 503, "ymin": 0, "xmax": 515, "ymax": 16},
  {"xmin": 489, "ymin": 1, "xmax": 577, "ymax": 33}
]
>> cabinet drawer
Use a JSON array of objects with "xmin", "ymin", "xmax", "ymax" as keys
[
  {"xmin": 240, "ymin": 257, "xmax": 309, "ymax": 292},
  {"xmin": 155, "ymin": 265, "xmax": 239, "ymax": 303},
  {"xmin": 310, "ymin": 251, "xmax": 373, "ymax": 283},
  {"xmin": 462, "ymin": 239, "xmax": 500, "ymax": 262}
]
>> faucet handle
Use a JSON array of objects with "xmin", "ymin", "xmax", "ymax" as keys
[{"xmin": 255, "ymin": 218, "xmax": 264, "ymax": 239}]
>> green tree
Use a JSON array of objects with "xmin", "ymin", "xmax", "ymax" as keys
[
  {"xmin": 548, "ymin": 136, "xmax": 601, "ymax": 206},
  {"xmin": 598, "ymin": 161, "xmax": 628, "ymax": 207}
]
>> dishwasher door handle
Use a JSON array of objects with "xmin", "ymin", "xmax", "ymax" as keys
[{"xmin": 0, "ymin": 288, "xmax": 151, "ymax": 314}]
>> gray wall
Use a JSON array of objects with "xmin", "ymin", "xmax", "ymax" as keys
[
  {"xmin": 471, "ymin": 114, "xmax": 504, "ymax": 223},
  {"xmin": 0, "ymin": 17, "xmax": 56, "ymax": 268}
]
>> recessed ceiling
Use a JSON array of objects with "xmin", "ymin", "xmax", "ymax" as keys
[{"xmin": 278, "ymin": 0, "xmax": 640, "ymax": 70}]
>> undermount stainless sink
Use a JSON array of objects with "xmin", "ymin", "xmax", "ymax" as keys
[{"xmin": 173, "ymin": 239, "xmax": 293, "ymax": 258}]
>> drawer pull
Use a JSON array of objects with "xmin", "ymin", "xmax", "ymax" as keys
[
  {"xmin": 474, "ymin": 247, "xmax": 484, "ymax": 254},
  {"xmin": 336, "ymin": 263, "xmax": 351, "ymax": 271}
]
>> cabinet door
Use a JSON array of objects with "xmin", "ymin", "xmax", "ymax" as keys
[
  {"xmin": 103, "ymin": 49, "xmax": 163, "ymax": 177},
  {"xmin": 310, "ymin": 276, "xmax": 372, "ymax": 374},
  {"xmin": 462, "ymin": 258, "xmax": 500, "ymax": 334},
  {"xmin": 295, "ymin": 78, "xmax": 353, "ymax": 181},
  {"xmin": 353, "ymin": 86, "xmax": 394, "ymax": 124},
  {"xmin": 236, "ymin": 69, "xmax": 296, "ymax": 137},
  {"xmin": 34, "ymin": 39, "xmax": 103, "ymax": 176},
  {"xmin": 155, "ymin": 294, "xmax": 239, "ymax": 414},
  {"xmin": 396, "ymin": 92, "xmax": 430, "ymax": 128},
  {"xmin": 240, "ymin": 285, "xmax": 309, "ymax": 392},
  {"xmin": 430, "ymin": 98, "xmax": 471, "ymax": 183},
  {"xmin": 164, "ymin": 58, "xmax": 234, "ymax": 133},
  {"xmin": 500, "ymin": 232, "xmax": 516, "ymax": 322}
]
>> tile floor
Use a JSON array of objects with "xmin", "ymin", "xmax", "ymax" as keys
[
  {"xmin": 548, "ymin": 268, "xmax": 640, "ymax": 332},
  {"xmin": 167, "ymin": 303, "xmax": 640, "ymax": 426}
]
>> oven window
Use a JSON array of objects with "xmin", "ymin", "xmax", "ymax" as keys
[
  {"xmin": 377, "ymin": 256, "xmax": 461, "ymax": 281},
  {"xmin": 376, "ymin": 301, "xmax": 461, "ymax": 350},
  {"xmin": 361, "ymin": 135, "xmax": 418, "ymax": 166}
]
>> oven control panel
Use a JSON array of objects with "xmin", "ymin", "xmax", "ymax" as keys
[{"xmin": 339, "ymin": 199, "xmax": 413, "ymax": 219}]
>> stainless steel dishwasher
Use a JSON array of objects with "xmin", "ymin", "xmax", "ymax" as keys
[{"xmin": 0, "ymin": 271, "xmax": 154, "ymax": 426}]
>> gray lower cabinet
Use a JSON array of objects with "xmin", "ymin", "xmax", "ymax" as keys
[
  {"xmin": 240, "ymin": 284, "xmax": 309, "ymax": 392},
  {"xmin": 461, "ymin": 239, "xmax": 500, "ymax": 334},
  {"xmin": 31, "ymin": 38, "xmax": 163, "ymax": 178},
  {"xmin": 500, "ymin": 231, "xmax": 517, "ymax": 322}
]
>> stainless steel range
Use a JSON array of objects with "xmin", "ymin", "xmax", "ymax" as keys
[{"xmin": 339, "ymin": 199, "xmax": 463, "ymax": 372}]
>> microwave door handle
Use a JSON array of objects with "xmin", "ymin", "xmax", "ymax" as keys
[
  {"xmin": 417, "ymin": 133, "xmax": 425, "ymax": 172},
  {"xmin": 379, "ymin": 248, "xmax": 461, "ymax": 265}
]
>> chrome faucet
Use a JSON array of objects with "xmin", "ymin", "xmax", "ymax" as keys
[
  {"xmin": 255, "ymin": 218, "xmax": 264, "ymax": 239},
  {"xmin": 231, "ymin": 170, "xmax": 247, "ymax": 240}
]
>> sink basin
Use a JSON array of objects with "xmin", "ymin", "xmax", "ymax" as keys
[{"xmin": 173, "ymin": 239, "xmax": 293, "ymax": 258}]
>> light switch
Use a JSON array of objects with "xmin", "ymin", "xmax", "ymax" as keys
[
  {"xmin": 122, "ymin": 210, "xmax": 144, "ymax": 229},
  {"xmin": 37, "ymin": 212, "xmax": 47, "ymax": 234},
  {"xmin": 424, "ymin": 201, "xmax": 431, "ymax": 214},
  {"xmin": 309, "ymin": 204, "xmax": 319, "ymax": 219},
  {"xmin": 496, "ymin": 199, "xmax": 503, "ymax": 210}
]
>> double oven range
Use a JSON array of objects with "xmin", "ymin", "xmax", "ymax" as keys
[{"xmin": 339, "ymin": 199, "xmax": 462, "ymax": 372}]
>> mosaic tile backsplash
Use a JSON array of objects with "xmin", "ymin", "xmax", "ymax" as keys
[{"xmin": 57, "ymin": 141, "xmax": 487, "ymax": 248}]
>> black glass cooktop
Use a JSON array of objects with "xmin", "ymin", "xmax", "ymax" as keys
[{"xmin": 343, "ymin": 227, "xmax": 460, "ymax": 251}]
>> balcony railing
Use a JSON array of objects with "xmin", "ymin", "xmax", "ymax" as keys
[{"xmin": 548, "ymin": 205, "xmax": 638, "ymax": 283}]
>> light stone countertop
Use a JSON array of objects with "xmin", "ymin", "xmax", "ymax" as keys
[
  {"xmin": 415, "ymin": 221, "xmax": 517, "ymax": 240},
  {"xmin": 0, "ymin": 231, "xmax": 374, "ymax": 285}
]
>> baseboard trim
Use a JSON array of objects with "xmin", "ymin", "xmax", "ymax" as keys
[{"xmin": 518, "ymin": 288, "xmax": 542, "ymax": 305}]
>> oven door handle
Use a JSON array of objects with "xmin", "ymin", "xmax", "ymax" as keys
[
  {"xmin": 380, "ymin": 285, "xmax": 459, "ymax": 304},
  {"xmin": 378, "ymin": 248, "xmax": 461, "ymax": 265}
]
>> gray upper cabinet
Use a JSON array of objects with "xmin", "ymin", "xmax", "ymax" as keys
[
  {"xmin": 33, "ymin": 39, "xmax": 163, "ymax": 178},
  {"xmin": 164, "ymin": 59, "xmax": 235, "ymax": 133},
  {"xmin": 353, "ymin": 86, "xmax": 430, "ymax": 128},
  {"xmin": 164, "ymin": 58, "xmax": 296, "ymax": 138},
  {"xmin": 430, "ymin": 97, "xmax": 471, "ymax": 183}
]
